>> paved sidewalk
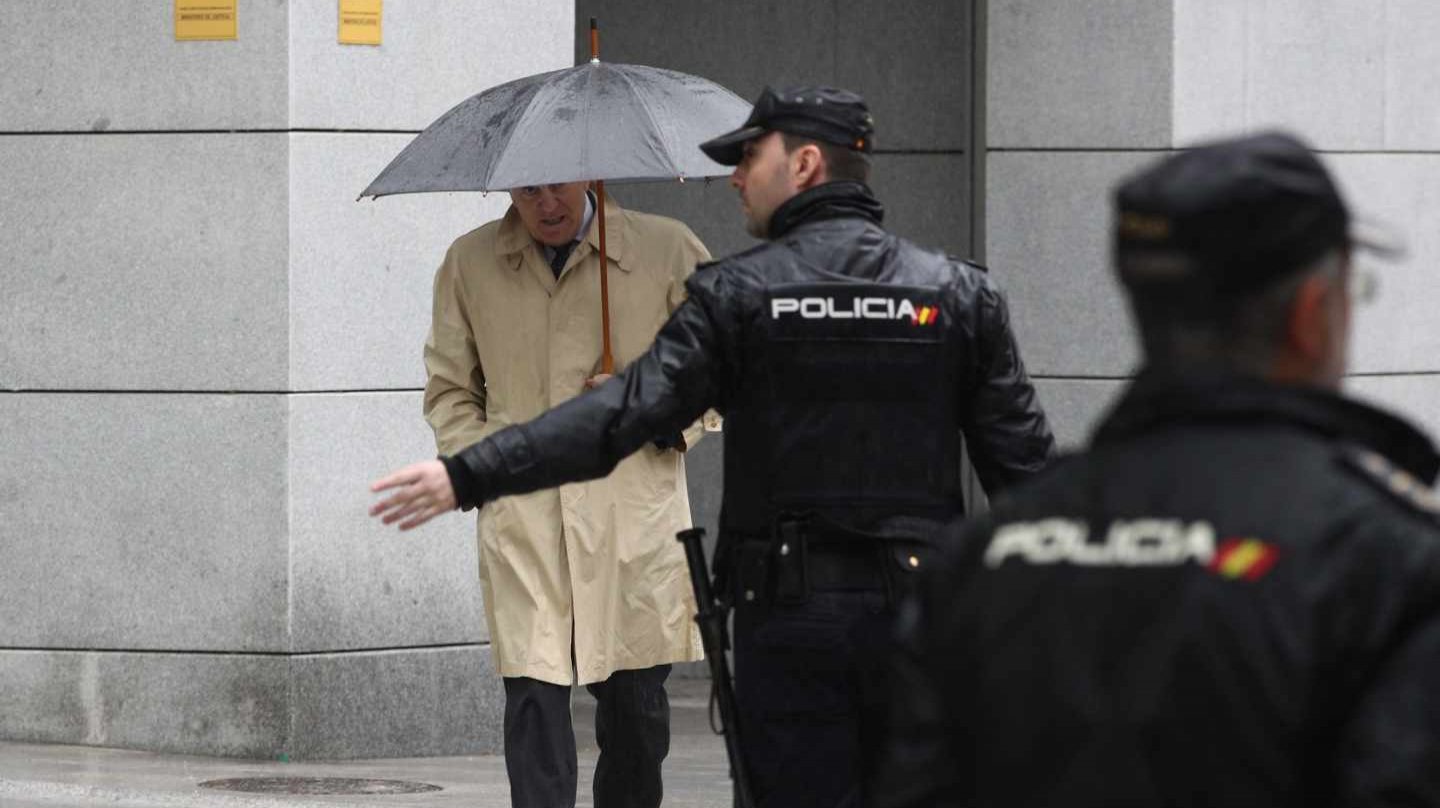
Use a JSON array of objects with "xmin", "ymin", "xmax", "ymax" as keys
[{"xmin": 0, "ymin": 679, "xmax": 731, "ymax": 808}]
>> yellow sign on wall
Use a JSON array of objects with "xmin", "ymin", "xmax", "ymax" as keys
[
  {"xmin": 175, "ymin": 0, "xmax": 237, "ymax": 41},
  {"xmin": 339, "ymin": 0, "xmax": 383, "ymax": 46}
]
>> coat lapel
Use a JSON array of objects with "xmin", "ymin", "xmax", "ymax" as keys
[
  {"xmin": 572, "ymin": 192, "xmax": 634, "ymax": 276},
  {"xmin": 494, "ymin": 206, "xmax": 559, "ymax": 294}
]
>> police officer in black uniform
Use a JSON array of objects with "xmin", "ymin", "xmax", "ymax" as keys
[
  {"xmin": 370, "ymin": 86, "xmax": 1056, "ymax": 807},
  {"xmin": 875, "ymin": 132, "xmax": 1440, "ymax": 808}
]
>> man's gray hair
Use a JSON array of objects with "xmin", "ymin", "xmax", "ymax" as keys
[{"xmin": 1127, "ymin": 248, "xmax": 1347, "ymax": 375}]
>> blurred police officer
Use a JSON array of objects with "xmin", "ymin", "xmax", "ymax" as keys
[
  {"xmin": 876, "ymin": 131, "xmax": 1440, "ymax": 808},
  {"xmin": 369, "ymin": 86, "xmax": 1055, "ymax": 808}
]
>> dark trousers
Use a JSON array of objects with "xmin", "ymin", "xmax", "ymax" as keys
[
  {"xmin": 502, "ymin": 664, "xmax": 672, "ymax": 808},
  {"xmin": 733, "ymin": 588, "xmax": 893, "ymax": 808}
]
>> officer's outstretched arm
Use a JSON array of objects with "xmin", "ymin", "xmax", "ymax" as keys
[
  {"xmin": 960, "ymin": 277, "xmax": 1057, "ymax": 494},
  {"xmin": 445, "ymin": 294, "xmax": 724, "ymax": 509}
]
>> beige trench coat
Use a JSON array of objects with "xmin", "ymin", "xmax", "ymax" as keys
[{"xmin": 424, "ymin": 197, "xmax": 709, "ymax": 686}]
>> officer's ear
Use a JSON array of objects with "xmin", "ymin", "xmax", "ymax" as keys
[
  {"xmin": 790, "ymin": 142, "xmax": 827, "ymax": 188},
  {"xmin": 1286, "ymin": 277, "xmax": 1328, "ymax": 358},
  {"xmin": 1281, "ymin": 269, "xmax": 1347, "ymax": 386}
]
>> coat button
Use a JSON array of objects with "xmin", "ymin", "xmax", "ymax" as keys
[
  {"xmin": 744, "ymin": 590, "xmax": 756, "ymax": 602},
  {"xmin": 908, "ymin": 555, "xmax": 920, "ymax": 568},
  {"xmin": 779, "ymin": 542, "xmax": 790, "ymax": 556}
]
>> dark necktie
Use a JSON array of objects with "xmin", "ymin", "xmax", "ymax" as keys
[{"xmin": 549, "ymin": 241, "xmax": 576, "ymax": 279}]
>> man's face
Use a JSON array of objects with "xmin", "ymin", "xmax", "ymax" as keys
[
  {"xmin": 509, "ymin": 182, "xmax": 590, "ymax": 247},
  {"xmin": 730, "ymin": 132, "xmax": 800, "ymax": 239}
]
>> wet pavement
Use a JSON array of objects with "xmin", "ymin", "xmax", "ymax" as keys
[{"xmin": 0, "ymin": 678, "xmax": 732, "ymax": 807}]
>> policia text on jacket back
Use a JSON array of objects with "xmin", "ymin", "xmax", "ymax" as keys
[
  {"xmin": 370, "ymin": 85, "xmax": 1055, "ymax": 807},
  {"xmin": 876, "ymin": 132, "xmax": 1440, "ymax": 808}
]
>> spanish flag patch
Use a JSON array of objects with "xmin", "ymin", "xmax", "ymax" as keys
[{"xmin": 1206, "ymin": 537, "xmax": 1280, "ymax": 581}]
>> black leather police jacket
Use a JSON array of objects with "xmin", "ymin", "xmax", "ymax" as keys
[
  {"xmin": 876, "ymin": 371, "xmax": 1440, "ymax": 808},
  {"xmin": 448, "ymin": 181, "xmax": 1055, "ymax": 541}
]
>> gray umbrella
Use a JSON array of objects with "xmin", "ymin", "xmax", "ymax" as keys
[
  {"xmin": 359, "ymin": 23, "xmax": 749, "ymax": 374},
  {"xmin": 358, "ymin": 63, "xmax": 749, "ymax": 197}
]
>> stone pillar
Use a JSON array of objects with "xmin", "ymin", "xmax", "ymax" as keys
[
  {"xmin": 986, "ymin": 0, "xmax": 1440, "ymax": 448},
  {"xmin": 0, "ymin": 1, "xmax": 571, "ymax": 759}
]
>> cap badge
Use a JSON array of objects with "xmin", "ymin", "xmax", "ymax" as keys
[{"xmin": 1119, "ymin": 212, "xmax": 1171, "ymax": 240}]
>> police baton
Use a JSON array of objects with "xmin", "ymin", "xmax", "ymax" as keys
[{"xmin": 677, "ymin": 527, "xmax": 755, "ymax": 808}]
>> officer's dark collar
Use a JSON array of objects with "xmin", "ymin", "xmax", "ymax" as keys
[
  {"xmin": 1094, "ymin": 369, "xmax": 1440, "ymax": 484},
  {"xmin": 766, "ymin": 180, "xmax": 885, "ymax": 240}
]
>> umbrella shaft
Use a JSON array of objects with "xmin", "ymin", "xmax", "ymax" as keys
[{"xmin": 598, "ymin": 180, "xmax": 614, "ymax": 375}]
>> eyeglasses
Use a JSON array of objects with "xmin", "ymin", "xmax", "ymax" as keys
[{"xmin": 1348, "ymin": 267, "xmax": 1380, "ymax": 305}]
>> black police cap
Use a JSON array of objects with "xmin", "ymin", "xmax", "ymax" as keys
[
  {"xmin": 1114, "ymin": 131, "xmax": 1400, "ymax": 298},
  {"xmin": 699, "ymin": 85, "xmax": 875, "ymax": 166}
]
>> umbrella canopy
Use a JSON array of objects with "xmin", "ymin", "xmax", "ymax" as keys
[
  {"xmin": 359, "ymin": 27, "xmax": 751, "ymax": 375},
  {"xmin": 359, "ymin": 61, "xmax": 751, "ymax": 198}
]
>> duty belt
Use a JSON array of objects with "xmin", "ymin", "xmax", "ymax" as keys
[
  {"xmin": 732, "ymin": 527, "xmax": 920, "ymax": 608},
  {"xmin": 790, "ymin": 541, "xmax": 885, "ymax": 590},
  {"xmin": 734, "ymin": 538, "xmax": 886, "ymax": 605}
]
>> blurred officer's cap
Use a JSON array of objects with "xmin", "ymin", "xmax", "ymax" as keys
[
  {"xmin": 699, "ymin": 85, "xmax": 875, "ymax": 166},
  {"xmin": 1113, "ymin": 131, "xmax": 1402, "ymax": 299}
]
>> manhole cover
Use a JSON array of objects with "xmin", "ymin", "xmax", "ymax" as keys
[{"xmin": 199, "ymin": 777, "xmax": 443, "ymax": 795}]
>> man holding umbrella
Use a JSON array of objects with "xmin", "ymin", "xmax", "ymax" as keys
[
  {"xmin": 372, "ymin": 86, "xmax": 1055, "ymax": 806},
  {"xmin": 423, "ymin": 178, "xmax": 711, "ymax": 808},
  {"xmin": 360, "ymin": 33, "xmax": 748, "ymax": 808}
]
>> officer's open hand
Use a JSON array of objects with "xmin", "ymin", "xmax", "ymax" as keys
[{"xmin": 369, "ymin": 460, "xmax": 456, "ymax": 531}]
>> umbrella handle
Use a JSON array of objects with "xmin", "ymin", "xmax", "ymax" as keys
[{"xmin": 598, "ymin": 180, "xmax": 614, "ymax": 375}]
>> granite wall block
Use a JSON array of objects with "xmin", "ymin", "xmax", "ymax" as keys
[
  {"xmin": 988, "ymin": 0, "xmax": 1172, "ymax": 149},
  {"xmin": 985, "ymin": 150, "xmax": 1155, "ymax": 377},
  {"xmin": 0, "ymin": 0, "xmax": 288, "ymax": 132},
  {"xmin": 290, "ymin": 645, "xmax": 503, "ymax": 759},
  {"xmin": 287, "ymin": 392, "xmax": 487, "ymax": 653},
  {"xmin": 288, "ymin": 0, "xmax": 572, "ymax": 131},
  {"xmin": 0, "ymin": 134, "xmax": 289, "ymax": 391},
  {"xmin": 0, "ymin": 393, "xmax": 289, "ymax": 651},
  {"xmin": 287, "ymin": 133, "xmax": 510, "ymax": 391},
  {"xmin": 0, "ymin": 650, "xmax": 289, "ymax": 758}
]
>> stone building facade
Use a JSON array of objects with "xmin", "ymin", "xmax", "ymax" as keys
[{"xmin": 3, "ymin": 0, "xmax": 1437, "ymax": 759}]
